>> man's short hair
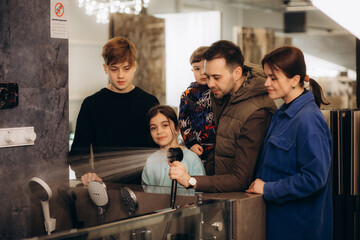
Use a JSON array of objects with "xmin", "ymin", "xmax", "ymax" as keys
[
  {"xmin": 204, "ymin": 40, "xmax": 244, "ymax": 72},
  {"xmin": 190, "ymin": 46, "xmax": 209, "ymax": 65},
  {"xmin": 102, "ymin": 36, "xmax": 136, "ymax": 66}
]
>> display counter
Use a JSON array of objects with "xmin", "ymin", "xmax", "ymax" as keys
[{"xmin": 29, "ymin": 182, "xmax": 265, "ymax": 239}]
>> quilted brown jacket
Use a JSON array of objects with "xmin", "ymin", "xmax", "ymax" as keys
[{"xmin": 195, "ymin": 63, "xmax": 277, "ymax": 192}]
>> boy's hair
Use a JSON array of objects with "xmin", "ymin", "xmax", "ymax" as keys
[
  {"xmin": 204, "ymin": 40, "xmax": 244, "ymax": 72},
  {"xmin": 102, "ymin": 36, "xmax": 136, "ymax": 67},
  {"xmin": 190, "ymin": 46, "xmax": 209, "ymax": 65},
  {"xmin": 146, "ymin": 105, "xmax": 179, "ymax": 130}
]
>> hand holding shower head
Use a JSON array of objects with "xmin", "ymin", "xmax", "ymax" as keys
[
  {"xmin": 167, "ymin": 147, "xmax": 184, "ymax": 209},
  {"xmin": 28, "ymin": 177, "xmax": 56, "ymax": 235},
  {"xmin": 167, "ymin": 147, "xmax": 183, "ymax": 163},
  {"xmin": 88, "ymin": 180, "xmax": 109, "ymax": 225}
]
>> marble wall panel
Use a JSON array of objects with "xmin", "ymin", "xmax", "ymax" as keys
[
  {"xmin": 0, "ymin": 0, "xmax": 10, "ymax": 83},
  {"xmin": 6, "ymin": 1, "xmax": 68, "ymax": 88},
  {"xmin": 0, "ymin": 0, "xmax": 68, "ymax": 238}
]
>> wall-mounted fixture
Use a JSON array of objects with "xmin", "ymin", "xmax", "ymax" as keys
[
  {"xmin": 78, "ymin": 0, "xmax": 150, "ymax": 24},
  {"xmin": 29, "ymin": 177, "xmax": 56, "ymax": 235},
  {"xmin": 0, "ymin": 83, "xmax": 18, "ymax": 109},
  {"xmin": 0, "ymin": 127, "xmax": 37, "ymax": 148}
]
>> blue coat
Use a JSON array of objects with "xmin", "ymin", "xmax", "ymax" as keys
[{"xmin": 256, "ymin": 91, "xmax": 333, "ymax": 240}]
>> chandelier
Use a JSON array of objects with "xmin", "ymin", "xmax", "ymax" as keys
[{"xmin": 78, "ymin": 0, "xmax": 150, "ymax": 24}]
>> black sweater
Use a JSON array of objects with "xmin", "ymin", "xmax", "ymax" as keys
[{"xmin": 70, "ymin": 87, "xmax": 159, "ymax": 154}]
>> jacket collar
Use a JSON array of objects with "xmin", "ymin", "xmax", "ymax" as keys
[
  {"xmin": 279, "ymin": 90, "xmax": 315, "ymax": 118},
  {"xmin": 229, "ymin": 63, "xmax": 268, "ymax": 104}
]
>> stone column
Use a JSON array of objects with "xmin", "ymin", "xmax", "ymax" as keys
[{"xmin": 0, "ymin": 0, "xmax": 68, "ymax": 238}]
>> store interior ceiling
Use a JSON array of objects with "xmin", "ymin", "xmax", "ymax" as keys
[
  {"xmin": 186, "ymin": 0, "xmax": 346, "ymax": 33},
  {"xmin": 172, "ymin": 0, "xmax": 355, "ymax": 70},
  {"xmin": 71, "ymin": 0, "xmax": 356, "ymax": 71},
  {"xmin": 197, "ymin": 0, "xmax": 311, "ymax": 12}
]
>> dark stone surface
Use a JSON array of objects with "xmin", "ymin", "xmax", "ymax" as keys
[
  {"xmin": 0, "ymin": 0, "xmax": 68, "ymax": 239},
  {"xmin": 0, "ymin": 0, "xmax": 10, "ymax": 84}
]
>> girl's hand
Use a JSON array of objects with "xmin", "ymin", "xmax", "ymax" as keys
[
  {"xmin": 246, "ymin": 179, "xmax": 265, "ymax": 195},
  {"xmin": 169, "ymin": 161, "xmax": 191, "ymax": 188},
  {"xmin": 81, "ymin": 172, "xmax": 102, "ymax": 186},
  {"xmin": 190, "ymin": 144, "xmax": 203, "ymax": 156}
]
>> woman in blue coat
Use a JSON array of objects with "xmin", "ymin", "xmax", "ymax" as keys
[{"xmin": 246, "ymin": 46, "xmax": 333, "ymax": 240}]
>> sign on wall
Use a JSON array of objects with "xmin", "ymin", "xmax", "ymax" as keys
[{"xmin": 50, "ymin": 0, "xmax": 69, "ymax": 39}]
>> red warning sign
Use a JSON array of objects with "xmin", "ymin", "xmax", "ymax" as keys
[
  {"xmin": 55, "ymin": 2, "xmax": 64, "ymax": 17},
  {"xmin": 51, "ymin": 0, "xmax": 68, "ymax": 39}
]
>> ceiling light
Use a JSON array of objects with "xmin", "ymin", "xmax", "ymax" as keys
[{"xmin": 78, "ymin": 0, "xmax": 150, "ymax": 24}]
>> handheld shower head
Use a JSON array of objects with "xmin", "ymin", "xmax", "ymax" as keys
[
  {"xmin": 167, "ymin": 147, "xmax": 183, "ymax": 163},
  {"xmin": 167, "ymin": 147, "xmax": 184, "ymax": 209},
  {"xmin": 88, "ymin": 181, "xmax": 109, "ymax": 225},
  {"xmin": 119, "ymin": 186, "xmax": 138, "ymax": 217},
  {"xmin": 28, "ymin": 177, "xmax": 56, "ymax": 235},
  {"xmin": 88, "ymin": 181, "xmax": 109, "ymax": 207}
]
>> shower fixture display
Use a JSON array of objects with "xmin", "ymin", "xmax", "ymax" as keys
[
  {"xmin": 0, "ymin": 127, "xmax": 36, "ymax": 148},
  {"xmin": 120, "ymin": 186, "xmax": 151, "ymax": 240},
  {"xmin": 28, "ymin": 177, "xmax": 56, "ymax": 235},
  {"xmin": 119, "ymin": 186, "xmax": 138, "ymax": 217},
  {"xmin": 88, "ymin": 180, "xmax": 109, "ymax": 225}
]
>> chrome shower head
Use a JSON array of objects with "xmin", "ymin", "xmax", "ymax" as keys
[{"xmin": 119, "ymin": 186, "xmax": 138, "ymax": 217}]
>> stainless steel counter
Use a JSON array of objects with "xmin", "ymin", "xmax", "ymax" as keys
[{"xmin": 30, "ymin": 182, "xmax": 265, "ymax": 239}]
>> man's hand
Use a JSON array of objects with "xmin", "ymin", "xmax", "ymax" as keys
[
  {"xmin": 81, "ymin": 172, "xmax": 102, "ymax": 186},
  {"xmin": 169, "ymin": 161, "xmax": 191, "ymax": 188},
  {"xmin": 246, "ymin": 178, "xmax": 265, "ymax": 194},
  {"xmin": 190, "ymin": 144, "xmax": 203, "ymax": 156}
]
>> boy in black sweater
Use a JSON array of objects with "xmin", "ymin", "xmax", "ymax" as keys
[{"xmin": 70, "ymin": 36, "xmax": 159, "ymax": 184}]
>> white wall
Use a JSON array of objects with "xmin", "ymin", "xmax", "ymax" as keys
[
  {"xmin": 68, "ymin": 0, "xmax": 108, "ymax": 131},
  {"xmin": 155, "ymin": 11, "xmax": 221, "ymax": 108},
  {"xmin": 243, "ymin": 9, "xmax": 283, "ymax": 30}
]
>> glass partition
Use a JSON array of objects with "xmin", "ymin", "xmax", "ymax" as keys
[{"xmin": 35, "ymin": 199, "xmax": 232, "ymax": 240}]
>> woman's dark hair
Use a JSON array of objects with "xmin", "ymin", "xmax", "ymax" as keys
[
  {"xmin": 261, "ymin": 45, "xmax": 329, "ymax": 108},
  {"xmin": 146, "ymin": 105, "xmax": 179, "ymax": 130}
]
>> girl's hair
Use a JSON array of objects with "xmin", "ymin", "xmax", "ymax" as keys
[
  {"xmin": 146, "ymin": 105, "xmax": 179, "ymax": 130},
  {"xmin": 261, "ymin": 45, "xmax": 329, "ymax": 108}
]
